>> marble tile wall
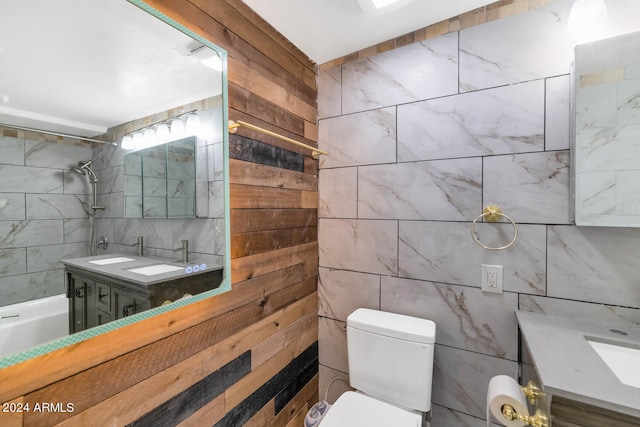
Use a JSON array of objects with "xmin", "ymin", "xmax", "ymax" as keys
[
  {"xmin": 317, "ymin": 0, "xmax": 640, "ymax": 424},
  {"xmin": 0, "ymin": 130, "xmax": 93, "ymax": 306},
  {"xmin": 92, "ymin": 102, "xmax": 225, "ymax": 270},
  {"xmin": 0, "ymin": 99, "xmax": 225, "ymax": 308}
]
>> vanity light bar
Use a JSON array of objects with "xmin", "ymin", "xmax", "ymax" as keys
[
  {"xmin": 121, "ymin": 110, "xmax": 200, "ymax": 151},
  {"xmin": 0, "ymin": 123, "xmax": 117, "ymax": 146}
]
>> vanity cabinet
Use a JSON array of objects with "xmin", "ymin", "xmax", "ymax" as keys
[
  {"xmin": 66, "ymin": 271, "xmax": 150, "ymax": 334},
  {"xmin": 64, "ymin": 257, "xmax": 224, "ymax": 333}
]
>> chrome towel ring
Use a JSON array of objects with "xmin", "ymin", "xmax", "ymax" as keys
[{"xmin": 470, "ymin": 205, "xmax": 518, "ymax": 251}]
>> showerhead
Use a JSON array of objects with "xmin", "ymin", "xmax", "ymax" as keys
[
  {"xmin": 78, "ymin": 159, "xmax": 95, "ymax": 168},
  {"xmin": 70, "ymin": 159, "xmax": 98, "ymax": 183}
]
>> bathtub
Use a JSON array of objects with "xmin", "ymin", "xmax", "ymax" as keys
[{"xmin": 0, "ymin": 294, "xmax": 69, "ymax": 358}]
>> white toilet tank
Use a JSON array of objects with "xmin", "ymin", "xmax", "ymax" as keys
[{"xmin": 347, "ymin": 308, "xmax": 436, "ymax": 412}]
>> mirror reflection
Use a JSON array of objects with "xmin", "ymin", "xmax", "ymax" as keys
[
  {"xmin": 573, "ymin": 30, "xmax": 640, "ymax": 227},
  {"xmin": 0, "ymin": 0, "xmax": 229, "ymax": 361}
]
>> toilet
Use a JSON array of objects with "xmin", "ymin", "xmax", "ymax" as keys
[{"xmin": 319, "ymin": 308, "xmax": 436, "ymax": 427}]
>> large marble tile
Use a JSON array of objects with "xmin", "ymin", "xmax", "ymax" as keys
[
  {"xmin": 0, "ymin": 165, "xmax": 63, "ymax": 193},
  {"xmin": 545, "ymin": 74, "xmax": 571, "ymax": 151},
  {"xmin": 0, "ymin": 248, "xmax": 27, "ymax": 277},
  {"xmin": 318, "ymin": 66, "xmax": 342, "ymax": 119},
  {"xmin": 358, "ymin": 158, "xmax": 481, "ymax": 221},
  {"xmin": 0, "ymin": 220, "xmax": 64, "ymax": 249},
  {"xmin": 399, "ymin": 221, "xmax": 546, "ymax": 295},
  {"xmin": 0, "ymin": 193, "xmax": 26, "ymax": 220},
  {"xmin": 63, "ymin": 219, "xmax": 91, "ymax": 244},
  {"xmin": 342, "ymin": 32, "xmax": 458, "ymax": 115},
  {"xmin": 0, "ymin": 135, "xmax": 25, "ymax": 165},
  {"xmin": 173, "ymin": 218, "xmax": 220, "ymax": 255},
  {"xmin": 140, "ymin": 219, "xmax": 174, "ymax": 250},
  {"xmin": 432, "ymin": 345, "xmax": 518, "ymax": 420},
  {"xmin": 397, "ymin": 81, "xmax": 544, "ymax": 161},
  {"xmin": 26, "ymin": 194, "xmax": 90, "ymax": 220},
  {"xmin": 318, "ymin": 317, "xmax": 348, "ymax": 373},
  {"xmin": 318, "ymin": 267, "xmax": 380, "ymax": 322},
  {"xmin": 519, "ymin": 294, "xmax": 640, "ymax": 328},
  {"xmin": 0, "ymin": 269, "xmax": 64, "ymax": 307},
  {"xmin": 319, "ymin": 167, "xmax": 357, "ymax": 219},
  {"xmin": 112, "ymin": 218, "xmax": 141, "ymax": 245},
  {"xmin": 381, "ymin": 277, "xmax": 519, "ymax": 360},
  {"xmin": 318, "ymin": 107, "xmax": 396, "ymax": 169},
  {"xmin": 319, "ymin": 218, "xmax": 398, "ymax": 276},
  {"xmin": 547, "ymin": 225, "xmax": 640, "ymax": 308},
  {"xmin": 459, "ymin": 1, "xmax": 573, "ymax": 91},
  {"xmin": 483, "ymin": 151, "xmax": 571, "ymax": 224},
  {"xmin": 25, "ymin": 139, "xmax": 92, "ymax": 169},
  {"xmin": 27, "ymin": 243, "xmax": 88, "ymax": 273}
]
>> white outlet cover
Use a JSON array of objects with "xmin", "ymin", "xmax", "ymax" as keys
[{"xmin": 482, "ymin": 264, "xmax": 503, "ymax": 293}]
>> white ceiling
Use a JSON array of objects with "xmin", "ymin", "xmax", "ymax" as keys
[
  {"xmin": 242, "ymin": 0, "xmax": 498, "ymax": 64},
  {"xmin": 0, "ymin": 0, "xmax": 222, "ymax": 138}
]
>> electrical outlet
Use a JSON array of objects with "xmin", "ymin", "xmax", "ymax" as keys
[{"xmin": 482, "ymin": 264, "xmax": 503, "ymax": 293}]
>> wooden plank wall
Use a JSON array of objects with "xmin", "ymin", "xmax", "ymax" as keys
[{"xmin": 0, "ymin": 0, "xmax": 319, "ymax": 426}]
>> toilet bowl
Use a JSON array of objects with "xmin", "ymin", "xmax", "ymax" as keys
[{"xmin": 318, "ymin": 308, "xmax": 436, "ymax": 427}]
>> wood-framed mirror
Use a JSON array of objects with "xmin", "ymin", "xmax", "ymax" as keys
[{"xmin": 0, "ymin": 0, "xmax": 230, "ymax": 368}]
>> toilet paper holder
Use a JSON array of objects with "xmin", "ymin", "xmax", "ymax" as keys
[
  {"xmin": 500, "ymin": 380, "xmax": 548, "ymax": 427},
  {"xmin": 501, "ymin": 404, "xmax": 548, "ymax": 427},
  {"xmin": 522, "ymin": 381, "xmax": 542, "ymax": 406}
]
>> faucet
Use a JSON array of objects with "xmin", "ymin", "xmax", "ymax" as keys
[
  {"xmin": 181, "ymin": 240, "xmax": 189, "ymax": 263},
  {"xmin": 137, "ymin": 236, "xmax": 144, "ymax": 256},
  {"xmin": 97, "ymin": 236, "xmax": 108, "ymax": 250}
]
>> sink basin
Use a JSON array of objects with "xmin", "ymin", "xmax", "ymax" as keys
[
  {"xmin": 89, "ymin": 257, "xmax": 135, "ymax": 265},
  {"xmin": 127, "ymin": 264, "xmax": 184, "ymax": 276},
  {"xmin": 587, "ymin": 338, "xmax": 640, "ymax": 388}
]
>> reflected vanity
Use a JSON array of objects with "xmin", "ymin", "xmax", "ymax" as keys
[
  {"xmin": 0, "ymin": 0, "xmax": 230, "ymax": 367},
  {"xmin": 572, "ymin": 31, "xmax": 640, "ymax": 227}
]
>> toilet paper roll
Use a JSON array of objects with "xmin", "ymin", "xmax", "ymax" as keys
[{"xmin": 487, "ymin": 375, "xmax": 528, "ymax": 427}]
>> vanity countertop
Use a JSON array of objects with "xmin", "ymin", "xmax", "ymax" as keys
[
  {"xmin": 516, "ymin": 310, "xmax": 640, "ymax": 418},
  {"xmin": 61, "ymin": 253, "xmax": 221, "ymax": 286}
]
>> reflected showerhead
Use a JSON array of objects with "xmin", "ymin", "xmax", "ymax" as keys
[
  {"xmin": 70, "ymin": 159, "xmax": 98, "ymax": 183},
  {"xmin": 78, "ymin": 159, "xmax": 95, "ymax": 168}
]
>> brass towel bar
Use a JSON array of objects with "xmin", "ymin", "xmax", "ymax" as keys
[{"xmin": 228, "ymin": 120, "xmax": 328, "ymax": 159}]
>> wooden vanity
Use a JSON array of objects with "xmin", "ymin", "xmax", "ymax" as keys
[{"xmin": 63, "ymin": 254, "xmax": 223, "ymax": 333}]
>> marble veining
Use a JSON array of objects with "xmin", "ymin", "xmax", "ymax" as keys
[
  {"xmin": 318, "ymin": 107, "xmax": 397, "ymax": 169},
  {"xmin": 358, "ymin": 158, "xmax": 482, "ymax": 220},
  {"xmin": 398, "ymin": 221, "xmax": 546, "ymax": 295},
  {"xmin": 342, "ymin": 32, "xmax": 458, "ymax": 115},
  {"xmin": 483, "ymin": 151, "xmax": 570, "ymax": 224},
  {"xmin": 319, "ymin": 218, "xmax": 397, "ymax": 276},
  {"xmin": 397, "ymin": 81, "xmax": 545, "ymax": 161},
  {"xmin": 459, "ymin": 2, "xmax": 573, "ymax": 92},
  {"xmin": 381, "ymin": 277, "xmax": 518, "ymax": 360}
]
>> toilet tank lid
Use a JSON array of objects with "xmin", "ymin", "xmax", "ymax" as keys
[{"xmin": 347, "ymin": 308, "xmax": 436, "ymax": 344}]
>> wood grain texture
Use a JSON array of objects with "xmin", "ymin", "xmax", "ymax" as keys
[
  {"xmin": 0, "ymin": 0, "xmax": 319, "ymax": 425},
  {"xmin": 551, "ymin": 396, "xmax": 640, "ymax": 427}
]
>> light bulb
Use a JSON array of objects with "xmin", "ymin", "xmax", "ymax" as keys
[
  {"xmin": 143, "ymin": 127, "xmax": 157, "ymax": 148},
  {"xmin": 186, "ymin": 113, "xmax": 201, "ymax": 136},
  {"xmin": 170, "ymin": 117, "xmax": 186, "ymax": 140},
  {"xmin": 132, "ymin": 132, "xmax": 144, "ymax": 150},
  {"xmin": 155, "ymin": 123, "xmax": 170, "ymax": 143},
  {"xmin": 121, "ymin": 134, "xmax": 134, "ymax": 149}
]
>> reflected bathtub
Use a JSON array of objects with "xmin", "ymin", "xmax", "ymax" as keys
[{"xmin": 0, "ymin": 294, "xmax": 68, "ymax": 358}]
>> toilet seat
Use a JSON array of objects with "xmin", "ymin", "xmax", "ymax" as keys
[{"xmin": 319, "ymin": 391, "xmax": 422, "ymax": 427}]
